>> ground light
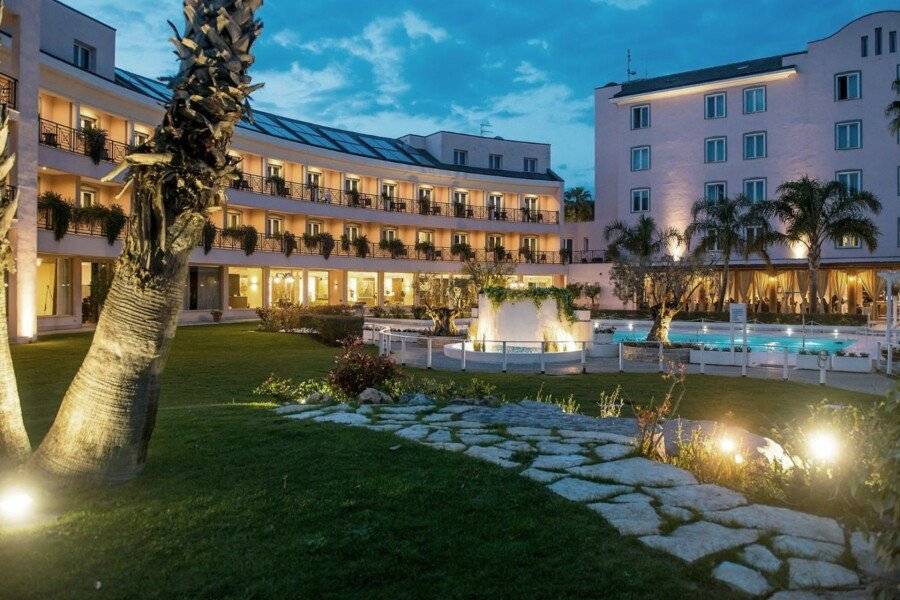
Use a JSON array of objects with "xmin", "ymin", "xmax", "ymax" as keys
[
  {"xmin": 807, "ymin": 430, "xmax": 839, "ymax": 463},
  {"xmin": 718, "ymin": 436, "xmax": 736, "ymax": 454},
  {"xmin": 0, "ymin": 487, "xmax": 35, "ymax": 523}
]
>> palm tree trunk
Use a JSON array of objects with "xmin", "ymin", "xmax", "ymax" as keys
[
  {"xmin": 717, "ymin": 260, "xmax": 730, "ymax": 312},
  {"xmin": 808, "ymin": 258, "xmax": 819, "ymax": 314},
  {"xmin": 0, "ymin": 278, "xmax": 30, "ymax": 468}
]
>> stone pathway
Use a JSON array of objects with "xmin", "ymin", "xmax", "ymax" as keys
[{"xmin": 276, "ymin": 399, "xmax": 882, "ymax": 598}]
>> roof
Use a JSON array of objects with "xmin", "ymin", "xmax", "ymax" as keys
[
  {"xmin": 612, "ymin": 54, "xmax": 793, "ymax": 99},
  {"xmin": 114, "ymin": 68, "xmax": 562, "ymax": 182}
]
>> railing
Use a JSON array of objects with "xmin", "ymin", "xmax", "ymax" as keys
[
  {"xmin": 571, "ymin": 249, "xmax": 605, "ymax": 263},
  {"xmin": 38, "ymin": 118, "xmax": 131, "ymax": 164},
  {"xmin": 0, "ymin": 73, "xmax": 16, "ymax": 109},
  {"xmin": 2, "ymin": 184, "xmax": 15, "ymax": 204},
  {"xmin": 37, "ymin": 209, "xmax": 126, "ymax": 238},
  {"xmin": 230, "ymin": 171, "xmax": 560, "ymax": 225}
]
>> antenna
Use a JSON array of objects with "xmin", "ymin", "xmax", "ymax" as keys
[
  {"xmin": 626, "ymin": 49, "xmax": 637, "ymax": 82},
  {"xmin": 479, "ymin": 119, "xmax": 493, "ymax": 137}
]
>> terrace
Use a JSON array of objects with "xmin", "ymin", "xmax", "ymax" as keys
[{"xmin": 38, "ymin": 118, "xmax": 131, "ymax": 164}]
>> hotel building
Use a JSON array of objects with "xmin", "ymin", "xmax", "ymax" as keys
[
  {"xmin": 571, "ymin": 11, "xmax": 900, "ymax": 314},
  {"xmin": 1, "ymin": 0, "xmax": 566, "ymax": 340}
]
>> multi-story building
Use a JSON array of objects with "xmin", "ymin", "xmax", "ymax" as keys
[
  {"xmin": 571, "ymin": 11, "xmax": 900, "ymax": 314},
  {"xmin": 1, "ymin": 0, "xmax": 566, "ymax": 340}
]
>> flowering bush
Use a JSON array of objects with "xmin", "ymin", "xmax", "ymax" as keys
[{"xmin": 327, "ymin": 339, "xmax": 400, "ymax": 396}]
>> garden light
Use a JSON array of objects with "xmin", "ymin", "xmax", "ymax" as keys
[
  {"xmin": 733, "ymin": 453, "xmax": 744, "ymax": 465},
  {"xmin": 0, "ymin": 488, "xmax": 34, "ymax": 523},
  {"xmin": 807, "ymin": 430, "xmax": 839, "ymax": 463},
  {"xmin": 718, "ymin": 436, "xmax": 736, "ymax": 454}
]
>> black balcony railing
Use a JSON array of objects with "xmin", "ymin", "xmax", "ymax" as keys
[
  {"xmin": 230, "ymin": 171, "xmax": 560, "ymax": 225},
  {"xmin": 0, "ymin": 73, "xmax": 17, "ymax": 109},
  {"xmin": 38, "ymin": 118, "xmax": 131, "ymax": 163},
  {"xmin": 571, "ymin": 249, "xmax": 605, "ymax": 263}
]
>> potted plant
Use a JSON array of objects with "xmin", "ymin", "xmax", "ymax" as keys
[
  {"xmin": 490, "ymin": 244, "xmax": 506, "ymax": 262},
  {"xmin": 417, "ymin": 196, "xmax": 430, "ymax": 215},
  {"xmin": 266, "ymin": 174, "xmax": 287, "ymax": 196},
  {"xmin": 560, "ymin": 246, "xmax": 572, "ymax": 264},
  {"xmin": 347, "ymin": 189, "xmax": 361, "ymax": 206},
  {"xmin": 282, "ymin": 231, "xmax": 297, "ymax": 257},
  {"xmin": 352, "ymin": 234, "xmax": 370, "ymax": 258},
  {"xmin": 37, "ymin": 191, "xmax": 73, "ymax": 240},
  {"xmin": 339, "ymin": 233, "xmax": 351, "ymax": 252},
  {"xmin": 210, "ymin": 309, "xmax": 223, "ymax": 323},
  {"xmin": 201, "ymin": 220, "xmax": 217, "ymax": 254},
  {"xmin": 302, "ymin": 231, "xmax": 319, "ymax": 250},
  {"xmin": 415, "ymin": 240, "xmax": 436, "ymax": 259},
  {"xmin": 450, "ymin": 241, "xmax": 473, "ymax": 260},
  {"xmin": 379, "ymin": 237, "xmax": 407, "ymax": 259},
  {"xmin": 101, "ymin": 205, "xmax": 127, "ymax": 244},
  {"xmin": 519, "ymin": 246, "xmax": 536, "ymax": 263},
  {"xmin": 590, "ymin": 326, "xmax": 618, "ymax": 358},
  {"xmin": 796, "ymin": 349, "xmax": 828, "ymax": 370},
  {"xmin": 318, "ymin": 233, "xmax": 335, "ymax": 259},
  {"xmin": 239, "ymin": 225, "xmax": 258, "ymax": 256},
  {"xmin": 80, "ymin": 123, "xmax": 109, "ymax": 164}
]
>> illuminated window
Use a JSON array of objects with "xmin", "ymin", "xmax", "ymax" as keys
[
  {"xmin": 227, "ymin": 267, "xmax": 262, "ymax": 309},
  {"xmin": 79, "ymin": 186, "xmax": 97, "ymax": 207}
]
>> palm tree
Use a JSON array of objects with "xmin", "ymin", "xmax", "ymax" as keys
[
  {"xmin": 604, "ymin": 215, "xmax": 680, "ymax": 308},
  {"xmin": 564, "ymin": 186, "xmax": 594, "ymax": 222},
  {"xmin": 31, "ymin": 0, "xmax": 263, "ymax": 482},
  {"xmin": 887, "ymin": 76, "xmax": 900, "ymax": 135},
  {"xmin": 685, "ymin": 194, "xmax": 770, "ymax": 312},
  {"xmin": 755, "ymin": 176, "xmax": 881, "ymax": 314}
]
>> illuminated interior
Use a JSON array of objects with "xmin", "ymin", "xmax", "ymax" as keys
[{"xmin": 227, "ymin": 267, "xmax": 262, "ymax": 309}]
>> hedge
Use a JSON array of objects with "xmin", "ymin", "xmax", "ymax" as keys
[{"xmin": 256, "ymin": 306, "xmax": 363, "ymax": 345}]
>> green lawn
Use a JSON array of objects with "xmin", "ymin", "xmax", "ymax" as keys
[{"xmin": 0, "ymin": 324, "xmax": 881, "ymax": 599}]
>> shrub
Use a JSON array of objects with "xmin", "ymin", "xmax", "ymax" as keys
[
  {"xmin": 222, "ymin": 225, "xmax": 257, "ymax": 255},
  {"xmin": 411, "ymin": 305, "xmax": 427, "ymax": 320},
  {"xmin": 252, "ymin": 374, "xmax": 345, "ymax": 404},
  {"xmin": 310, "ymin": 314, "xmax": 363, "ymax": 345},
  {"xmin": 80, "ymin": 123, "xmax": 108, "ymax": 164},
  {"xmin": 526, "ymin": 383, "xmax": 581, "ymax": 414},
  {"xmin": 327, "ymin": 338, "xmax": 399, "ymax": 396},
  {"xmin": 201, "ymin": 220, "xmax": 217, "ymax": 254},
  {"xmin": 635, "ymin": 365, "xmax": 685, "ymax": 459},
  {"xmin": 386, "ymin": 305, "xmax": 408, "ymax": 319},
  {"xmin": 37, "ymin": 191, "xmax": 72, "ymax": 240},
  {"xmin": 256, "ymin": 305, "xmax": 362, "ymax": 343},
  {"xmin": 282, "ymin": 231, "xmax": 297, "ymax": 257},
  {"xmin": 378, "ymin": 237, "xmax": 407, "ymax": 258},
  {"xmin": 384, "ymin": 375, "xmax": 497, "ymax": 404},
  {"xmin": 102, "ymin": 205, "xmax": 127, "ymax": 244},
  {"xmin": 596, "ymin": 386, "xmax": 624, "ymax": 418}
]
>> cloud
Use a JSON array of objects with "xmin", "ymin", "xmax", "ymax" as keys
[
  {"xmin": 271, "ymin": 29, "xmax": 301, "ymax": 48},
  {"xmin": 514, "ymin": 61, "xmax": 547, "ymax": 84},
  {"xmin": 250, "ymin": 62, "xmax": 347, "ymax": 114},
  {"xmin": 399, "ymin": 11, "xmax": 448, "ymax": 42},
  {"xmin": 591, "ymin": 0, "xmax": 652, "ymax": 9},
  {"xmin": 527, "ymin": 38, "xmax": 550, "ymax": 51}
]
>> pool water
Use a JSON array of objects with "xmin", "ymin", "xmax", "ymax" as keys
[{"xmin": 612, "ymin": 330, "xmax": 852, "ymax": 354}]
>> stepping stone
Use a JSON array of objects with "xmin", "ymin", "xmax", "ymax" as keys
[
  {"xmin": 658, "ymin": 505, "xmax": 693, "ymax": 522},
  {"xmin": 321, "ymin": 403, "xmax": 352, "ymax": 414},
  {"xmin": 364, "ymin": 424, "xmax": 404, "ymax": 432},
  {"xmin": 465, "ymin": 446, "xmax": 518, "ymax": 468},
  {"xmin": 426, "ymin": 442, "xmax": 466, "ymax": 452},
  {"xmin": 548, "ymin": 478, "xmax": 631, "ymax": 502},
  {"xmin": 457, "ymin": 428, "xmax": 491, "ymax": 435},
  {"xmin": 639, "ymin": 521, "xmax": 759, "ymax": 563},
  {"xmin": 496, "ymin": 440, "xmax": 533, "ymax": 453},
  {"xmin": 441, "ymin": 420, "xmax": 487, "ymax": 429},
  {"xmin": 588, "ymin": 501, "xmax": 661, "ymax": 535},
  {"xmin": 286, "ymin": 410, "xmax": 326, "ymax": 421},
  {"xmin": 568, "ymin": 457, "xmax": 697, "ymax": 487},
  {"xmin": 426, "ymin": 429, "xmax": 453, "ymax": 444},
  {"xmin": 787, "ymin": 559, "xmax": 859, "ymax": 590},
  {"xmin": 356, "ymin": 405, "xmax": 374, "ymax": 415},
  {"xmin": 275, "ymin": 404, "xmax": 321, "ymax": 415},
  {"xmin": 704, "ymin": 505, "xmax": 844, "ymax": 544},
  {"xmin": 520, "ymin": 468, "xmax": 564, "ymax": 483},
  {"xmin": 517, "ymin": 435, "xmax": 560, "ymax": 443},
  {"xmin": 379, "ymin": 413, "xmax": 419, "ymax": 421},
  {"xmin": 532, "ymin": 454, "xmax": 590, "ymax": 470},
  {"xmin": 645, "ymin": 484, "xmax": 746, "ymax": 512},
  {"xmin": 422, "ymin": 413, "xmax": 453, "ymax": 423},
  {"xmin": 439, "ymin": 405, "xmax": 477, "ymax": 414},
  {"xmin": 608, "ymin": 492, "xmax": 653, "ymax": 504},
  {"xmin": 395, "ymin": 425, "xmax": 430, "ymax": 441},
  {"xmin": 740, "ymin": 544, "xmax": 782, "ymax": 575},
  {"xmin": 459, "ymin": 433, "xmax": 504, "ymax": 446},
  {"xmin": 313, "ymin": 412, "xmax": 370, "ymax": 426},
  {"xmin": 772, "ymin": 535, "xmax": 844, "ymax": 562},
  {"xmin": 507, "ymin": 427, "xmax": 553, "ymax": 437},
  {"xmin": 593, "ymin": 443, "xmax": 634, "ymax": 461},
  {"xmin": 712, "ymin": 561, "xmax": 771, "ymax": 597},
  {"xmin": 536, "ymin": 441, "xmax": 584, "ymax": 455},
  {"xmin": 376, "ymin": 420, "xmax": 409, "ymax": 427},
  {"xmin": 380, "ymin": 405, "xmax": 434, "ymax": 414},
  {"xmin": 558, "ymin": 429, "xmax": 635, "ymax": 445}
]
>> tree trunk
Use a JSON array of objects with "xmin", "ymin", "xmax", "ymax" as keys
[
  {"xmin": 31, "ymin": 242, "xmax": 195, "ymax": 481},
  {"xmin": 0, "ymin": 278, "xmax": 30, "ymax": 468},
  {"xmin": 646, "ymin": 304, "xmax": 676, "ymax": 345},
  {"xmin": 808, "ymin": 258, "xmax": 819, "ymax": 314},
  {"xmin": 430, "ymin": 308, "xmax": 458, "ymax": 336},
  {"xmin": 716, "ymin": 261, "xmax": 730, "ymax": 312}
]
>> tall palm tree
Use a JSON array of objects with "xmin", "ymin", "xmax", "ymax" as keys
[
  {"xmin": 604, "ymin": 215, "xmax": 680, "ymax": 307},
  {"xmin": 887, "ymin": 76, "xmax": 900, "ymax": 135},
  {"xmin": 755, "ymin": 176, "xmax": 881, "ymax": 314},
  {"xmin": 685, "ymin": 194, "xmax": 770, "ymax": 312},
  {"xmin": 31, "ymin": 0, "xmax": 263, "ymax": 483},
  {"xmin": 564, "ymin": 186, "xmax": 594, "ymax": 222}
]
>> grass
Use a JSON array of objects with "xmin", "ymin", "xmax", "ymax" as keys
[{"xmin": 0, "ymin": 323, "xmax": 882, "ymax": 599}]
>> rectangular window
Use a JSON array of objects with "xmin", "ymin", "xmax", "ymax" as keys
[
  {"xmin": 79, "ymin": 115, "xmax": 97, "ymax": 130},
  {"xmin": 861, "ymin": 35, "xmax": 868, "ymax": 57},
  {"xmin": 489, "ymin": 154, "xmax": 502, "ymax": 170},
  {"xmin": 704, "ymin": 182, "xmax": 727, "ymax": 202},
  {"xmin": 417, "ymin": 230, "xmax": 433, "ymax": 244},
  {"xmin": 418, "ymin": 187, "xmax": 432, "ymax": 202},
  {"xmin": 36, "ymin": 255, "xmax": 72, "ymax": 316},
  {"xmin": 73, "ymin": 42, "xmax": 94, "ymax": 71},
  {"xmin": 453, "ymin": 191, "xmax": 468, "ymax": 205},
  {"xmin": 836, "ymin": 234, "xmax": 861, "ymax": 249},
  {"xmin": 583, "ymin": 237, "xmax": 589, "ymax": 253},
  {"xmin": 704, "ymin": 92, "xmax": 726, "ymax": 119},
  {"xmin": 266, "ymin": 163, "xmax": 283, "ymax": 179},
  {"xmin": 743, "ymin": 131, "xmax": 767, "ymax": 159},
  {"xmin": 225, "ymin": 211, "xmax": 241, "ymax": 228},
  {"xmin": 227, "ymin": 267, "xmax": 263, "ymax": 310},
  {"xmin": 306, "ymin": 171, "xmax": 321, "ymax": 187},
  {"xmin": 835, "ymin": 71, "xmax": 861, "ymax": 100},
  {"xmin": 79, "ymin": 186, "xmax": 96, "ymax": 208},
  {"xmin": 743, "ymin": 178, "xmax": 766, "ymax": 202},
  {"xmin": 889, "ymin": 31, "xmax": 897, "ymax": 53},
  {"xmin": 266, "ymin": 216, "xmax": 283, "ymax": 237},
  {"xmin": 381, "ymin": 228, "xmax": 397, "ymax": 242},
  {"xmin": 381, "ymin": 182, "xmax": 396, "ymax": 198},
  {"xmin": 836, "ymin": 170, "xmax": 862, "ymax": 194},
  {"xmin": 631, "ymin": 104, "xmax": 650, "ymax": 129},
  {"xmin": 452, "ymin": 232, "xmax": 469, "ymax": 246},
  {"xmin": 305, "ymin": 220, "xmax": 321, "ymax": 236},
  {"xmin": 184, "ymin": 266, "xmax": 222, "ymax": 311},
  {"xmin": 743, "ymin": 86, "xmax": 766, "ymax": 113},
  {"xmin": 523, "ymin": 195, "xmax": 538, "ymax": 213},
  {"xmin": 835, "ymin": 121, "xmax": 862, "ymax": 150},
  {"xmin": 523, "ymin": 157, "xmax": 537, "ymax": 172},
  {"xmin": 631, "ymin": 188, "xmax": 650, "ymax": 213},
  {"xmin": 488, "ymin": 193, "xmax": 503, "ymax": 211},
  {"xmin": 745, "ymin": 225, "xmax": 764, "ymax": 246},
  {"xmin": 705, "ymin": 136, "xmax": 727, "ymax": 162},
  {"xmin": 344, "ymin": 224, "xmax": 359, "ymax": 241},
  {"xmin": 630, "ymin": 145, "xmax": 650, "ymax": 171},
  {"xmin": 875, "ymin": 27, "xmax": 882, "ymax": 55},
  {"xmin": 453, "ymin": 149, "xmax": 467, "ymax": 166},
  {"xmin": 486, "ymin": 234, "xmax": 503, "ymax": 249},
  {"xmin": 132, "ymin": 131, "xmax": 149, "ymax": 147},
  {"xmin": 521, "ymin": 236, "xmax": 537, "ymax": 251},
  {"xmin": 343, "ymin": 177, "xmax": 359, "ymax": 193}
]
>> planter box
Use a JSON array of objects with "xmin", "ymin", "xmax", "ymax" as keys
[
  {"xmin": 830, "ymin": 355, "xmax": 873, "ymax": 373},
  {"xmin": 689, "ymin": 349, "xmax": 756, "ymax": 367},
  {"xmin": 796, "ymin": 354, "xmax": 828, "ymax": 370},
  {"xmin": 623, "ymin": 345, "xmax": 689, "ymax": 363}
]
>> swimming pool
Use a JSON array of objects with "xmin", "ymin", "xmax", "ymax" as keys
[{"xmin": 612, "ymin": 330, "xmax": 853, "ymax": 354}]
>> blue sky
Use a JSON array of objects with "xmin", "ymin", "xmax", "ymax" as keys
[{"xmin": 72, "ymin": 0, "xmax": 894, "ymax": 189}]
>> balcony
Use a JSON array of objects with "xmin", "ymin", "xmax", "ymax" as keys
[
  {"xmin": 38, "ymin": 118, "xmax": 131, "ymax": 163},
  {"xmin": 0, "ymin": 73, "xmax": 16, "ymax": 109},
  {"xmin": 231, "ymin": 172, "xmax": 560, "ymax": 225}
]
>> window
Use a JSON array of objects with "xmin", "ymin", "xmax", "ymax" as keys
[
  {"xmin": 266, "ymin": 215, "xmax": 283, "ymax": 237},
  {"xmin": 227, "ymin": 267, "xmax": 262, "ymax": 309},
  {"xmin": 743, "ymin": 178, "xmax": 766, "ymax": 202},
  {"xmin": 381, "ymin": 228, "xmax": 397, "ymax": 242},
  {"xmin": 489, "ymin": 154, "xmax": 502, "ymax": 170},
  {"xmin": 453, "ymin": 149, "xmax": 467, "ymax": 166},
  {"xmin": 835, "ymin": 72, "xmax": 861, "ymax": 100},
  {"xmin": 704, "ymin": 92, "xmax": 726, "ymax": 119},
  {"xmin": 836, "ymin": 234, "xmax": 861, "ymax": 249},
  {"xmin": 184, "ymin": 266, "xmax": 221, "ymax": 311},
  {"xmin": 305, "ymin": 220, "xmax": 322, "ymax": 236},
  {"xmin": 523, "ymin": 195, "xmax": 538, "ymax": 212},
  {"xmin": 79, "ymin": 186, "xmax": 96, "ymax": 208},
  {"xmin": 487, "ymin": 193, "xmax": 503, "ymax": 211},
  {"xmin": 835, "ymin": 121, "xmax": 861, "ymax": 150},
  {"xmin": 266, "ymin": 162, "xmax": 283, "ymax": 179},
  {"xmin": 306, "ymin": 171, "xmax": 321, "ymax": 187},
  {"xmin": 486, "ymin": 234, "xmax": 503, "ymax": 249},
  {"xmin": 743, "ymin": 131, "xmax": 767, "ymax": 159},
  {"xmin": 79, "ymin": 115, "xmax": 97, "ymax": 130},
  {"xmin": 631, "ymin": 188, "xmax": 650, "ymax": 213},
  {"xmin": 631, "ymin": 104, "xmax": 650, "ymax": 129},
  {"xmin": 452, "ymin": 232, "xmax": 469, "ymax": 246},
  {"xmin": 132, "ymin": 131, "xmax": 149, "ymax": 146},
  {"xmin": 521, "ymin": 236, "xmax": 537, "ymax": 251},
  {"xmin": 861, "ymin": 35, "xmax": 868, "ymax": 57},
  {"xmin": 875, "ymin": 27, "xmax": 882, "ymax": 55},
  {"xmin": 453, "ymin": 191, "xmax": 468, "ymax": 205},
  {"xmin": 344, "ymin": 177, "xmax": 359, "ymax": 193},
  {"xmin": 344, "ymin": 224, "xmax": 359, "ymax": 241},
  {"xmin": 417, "ymin": 230, "xmax": 433, "ymax": 244},
  {"xmin": 743, "ymin": 86, "xmax": 766, "ymax": 113},
  {"xmin": 704, "ymin": 182, "xmax": 726, "ymax": 202},
  {"xmin": 630, "ymin": 146, "xmax": 650, "ymax": 171},
  {"xmin": 583, "ymin": 237, "xmax": 589, "ymax": 253},
  {"xmin": 225, "ymin": 211, "xmax": 241, "ymax": 228},
  {"xmin": 705, "ymin": 137, "xmax": 727, "ymax": 162},
  {"xmin": 418, "ymin": 187, "xmax": 432, "ymax": 202},
  {"xmin": 381, "ymin": 182, "xmax": 396, "ymax": 198},
  {"xmin": 889, "ymin": 31, "xmax": 897, "ymax": 53},
  {"xmin": 836, "ymin": 170, "xmax": 862, "ymax": 194},
  {"xmin": 745, "ymin": 225, "xmax": 764, "ymax": 246},
  {"xmin": 73, "ymin": 42, "xmax": 94, "ymax": 71},
  {"xmin": 523, "ymin": 157, "xmax": 537, "ymax": 172},
  {"xmin": 36, "ymin": 255, "xmax": 72, "ymax": 316}
]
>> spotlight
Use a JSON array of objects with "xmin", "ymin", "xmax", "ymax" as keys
[
  {"xmin": 733, "ymin": 453, "xmax": 744, "ymax": 465},
  {"xmin": 719, "ymin": 436, "xmax": 736, "ymax": 454},
  {"xmin": 807, "ymin": 430, "xmax": 838, "ymax": 463},
  {"xmin": 0, "ymin": 488, "xmax": 34, "ymax": 523}
]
